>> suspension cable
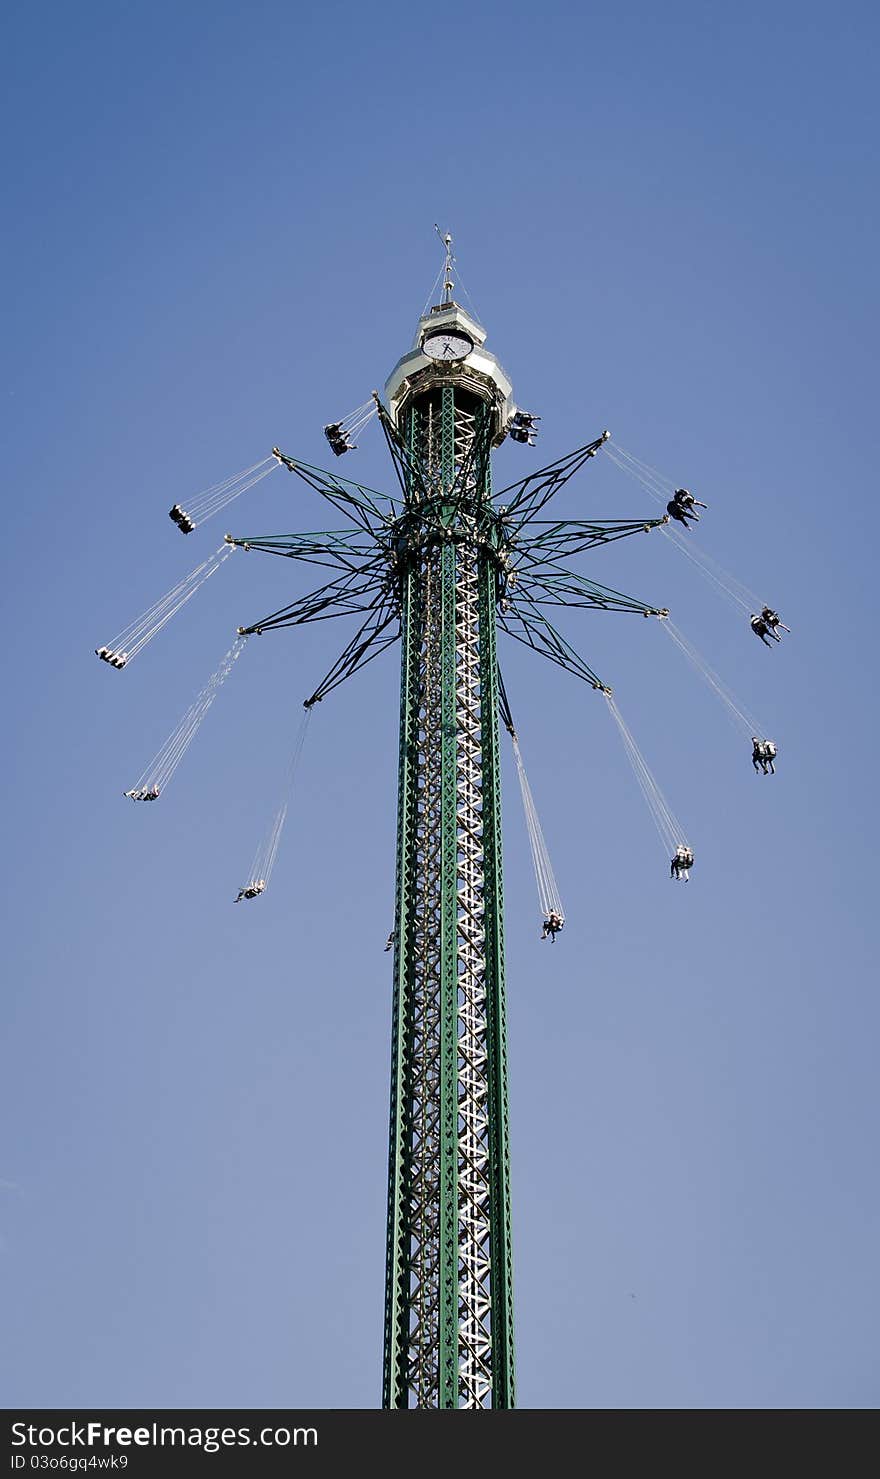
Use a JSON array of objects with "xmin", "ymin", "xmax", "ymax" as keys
[
  {"xmin": 123, "ymin": 634, "xmax": 248, "ymax": 799},
  {"xmin": 499, "ymin": 674, "xmax": 565, "ymax": 928},
  {"xmin": 660, "ymin": 525, "xmax": 761, "ymax": 613},
  {"xmin": 95, "ymin": 543, "xmax": 236, "ymax": 668},
  {"xmin": 511, "ymin": 732, "xmax": 565, "ymax": 922},
  {"xmin": 420, "ymin": 262, "xmax": 446, "ymax": 318},
  {"xmin": 168, "ymin": 457, "xmax": 280, "ymax": 532},
  {"xmin": 323, "ymin": 398, "xmax": 378, "ymax": 454},
  {"xmin": 235, "ymin": 706, "xmax": 313, "ymax": 901},
  {"xmin": 603, "ymin": 441, "xmax": 672, "ymax": 504},
  {"xmin": 605, "ymin": 691, "xmax": 691, "ymax": 860},
  {"xmin": 603, "ymin": 441, "xmax": 766, "ymax": 615},
  {"xmin": 660, "ymin": 618, "xmax": 766, "ymax": 739}
]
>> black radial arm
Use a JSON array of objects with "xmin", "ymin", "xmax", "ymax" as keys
[
  {"xmin": 273, "ymin": 448, "xmax": 398, "ymax": 536},
  {"xmin": 497, "ymin": 669, "xmax": 517, "ymax": 739},
  {"xmin": 305, "ymin": 597, "xmax": 400, "ymax": 706},
  {"xmin": 238, "ymin": 561, "xmax": 388, "ymax": 634},
  {"xmin": 375, "ymin": 392, "xmax": 493, "ymax": 511},
  {"xmin": 374, "ymin": 396, "xmax": 431, "ymax": 505},
  {"xmin": 494, "ymin": 431, "xmax": 610, "ymax": 528},
  {"xmin": 499, "ymin": 600, "xmax": 607, "ymax": 690},
  {"xmin": 520, "ymin": 515, "xmax": 667, "ymax": 564},
  {"xmin": 518, "ymin": 562, "xmax": 667, "ymax": 616},
  {"xmin": 226, "ymin": 530, "xmax": 378, "ymax": 574}
]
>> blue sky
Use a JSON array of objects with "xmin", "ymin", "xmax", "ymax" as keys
[{"xmin": 1, "ymin": 0, "xmax": 877, "ymax": 1408}]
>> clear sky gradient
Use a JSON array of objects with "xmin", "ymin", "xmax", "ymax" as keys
[{"xmin": 1, "ymin": 0, "xmax": 877, "ymax": 1409}]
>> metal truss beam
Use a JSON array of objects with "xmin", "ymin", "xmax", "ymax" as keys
[
  {"xmin": 382, "ymin": 389, "xmax": 514, "ymax": 1408},
  {"xmin": 375, "ymin": 395, "xmax": 432, "ymax": 507},
  {"xmin": 228, "ymin": 530, "xmax": 377, "ymax": 572},
  {"xmin": 218, "ymin": 411, "xmax": 666, "ymax": 1411},
  {"xmin": 273, "ymin": 447, "xmax": 401, "ymax": 535},
  {"xmin": 500, "ymin": 601, "xmax": 608, "ymax": 690},
  {"xmin": 478, "ymin": 555, "xmax": 515, "ymax": 1407},
  {"xmin": 238, "ymin": 560, "xmax": 388, "ymax": 634},
  {"xmin": 494, "ymin": 430, "xmax": 610, "ymax": 528},
  {"xmin": 521, "ymin": 563, "xmax": 666, "ymax": 615},
  {"xmin": 303, "ymin": 598, "xmax": 399, "ymax": 706},
  {"xmin": 520, "ymin": 514, "xmax": 666, "ymax": 563}
]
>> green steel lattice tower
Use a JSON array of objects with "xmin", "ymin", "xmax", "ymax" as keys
[
  {"xmin": 381, "ymin": 332, "xmax": 517, "ymax": 1407},
  {"xmin": 229, "ymin": 265, "xmax": 666, "ymax": 1408}
]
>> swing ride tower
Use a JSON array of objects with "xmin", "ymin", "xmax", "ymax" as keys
[
  {"xmin": 381, "ymin": 306, "xmax": 517, "ymax": 1409},
  {"xmin": 230, "ymin": 268, "xmax": 667, "ymax": 1407},
  {"xmin": 102, "ymin": 235, "xmax": 697, "ymax": 1408},
  {"xmin": 376, "ymin": 259, "xmax": 664, "ymax": 1407}
]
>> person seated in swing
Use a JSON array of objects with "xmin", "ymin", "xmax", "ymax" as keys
[
  {"xmin": 752, "ymin": 737, "xmax": 767, "ymax": 773},
  {"xmin": 168, "ymin": 503, "xmax": 194, "ymax": 532},
  {"xmin": 509, "ymin": 409, "xmax": 540, "ymax": 445},
  {"xmin": 541, "ymin": 910, "xmax": 564, "ymax": 941},
  {"xmin": 234, "ymin": 879, "xmax": 266, "ymax": 903},
  {"xmin": 670, "ymin": 845, "xmax": 694, "ymax": 880},
  {"xmin": 749, "ymin": 613, "xmax": 776, "ymax": 647},
  {"xmin": 665, "ymin": 488, "xmax": 706, "ymax": 529},
  {"xmin": 98, "ymin": 647, "xmax": 127, "ymax": 667},
  {"xmin": 760, "ymin": 606, "xmax": 789, "ymax": 639},
  {"xmin": 672, "ymin": 488, "xmax": 707, "ymax": 514},
  {"xmin": 323, "ymin": 423, "xmax": 353, "ymax": 456},
  {"xmin": 762, "ymin": 740, "xmax": 777, "ymax": 774}
]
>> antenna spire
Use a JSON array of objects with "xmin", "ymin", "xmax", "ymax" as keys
[{"xmin": 434, "ymin": 223, "xmax": 455, "ymax": 304}]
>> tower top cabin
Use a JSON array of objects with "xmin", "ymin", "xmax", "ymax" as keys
[{"xmin": 383, "ymin": 299, "xmax": 517, "ymax": 448}]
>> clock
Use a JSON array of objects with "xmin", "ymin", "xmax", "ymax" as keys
[{"xmin": 422, "ymin": 329, "xmax": 474, "ymax": 362}]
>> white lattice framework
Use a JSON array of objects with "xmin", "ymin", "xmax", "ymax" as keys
[
  {"xmin": 407, "ymin": 538, "xmax": 443, "ymax": 1404},
  {"xmin": 400, "ymin": 400, "xmax": 496, "ymax": 1406},
  {"xmin": 455, "ymin": 538, "xmax": 493, "ymax": 1407}
]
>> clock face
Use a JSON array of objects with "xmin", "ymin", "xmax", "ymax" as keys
[{"xmin": 422, "ymin": 330, "xmax": 473, "ymax": 362}]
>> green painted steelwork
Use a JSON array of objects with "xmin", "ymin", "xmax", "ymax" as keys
[
  {"xmin": 437, "ymin": 384, "xmax": 460, "ymax": 1406},
  {"xmin": 382, "ymin": 386, "xmax": 515, "ymax": 1408},
  {"xmin": 382, "ymin": 561, "xmax": 421, "ymax": 1408},
  {"xmin": 217, "ymin": 351, "xmax": 665, "ymax": 1411},
  {"xmin": 478, "ymin": 540, "xmax": 516, "ymax": 1409},
  {"xmin": 438, "ymin": 536, "xmax": 459, "ymax": 1408}
]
